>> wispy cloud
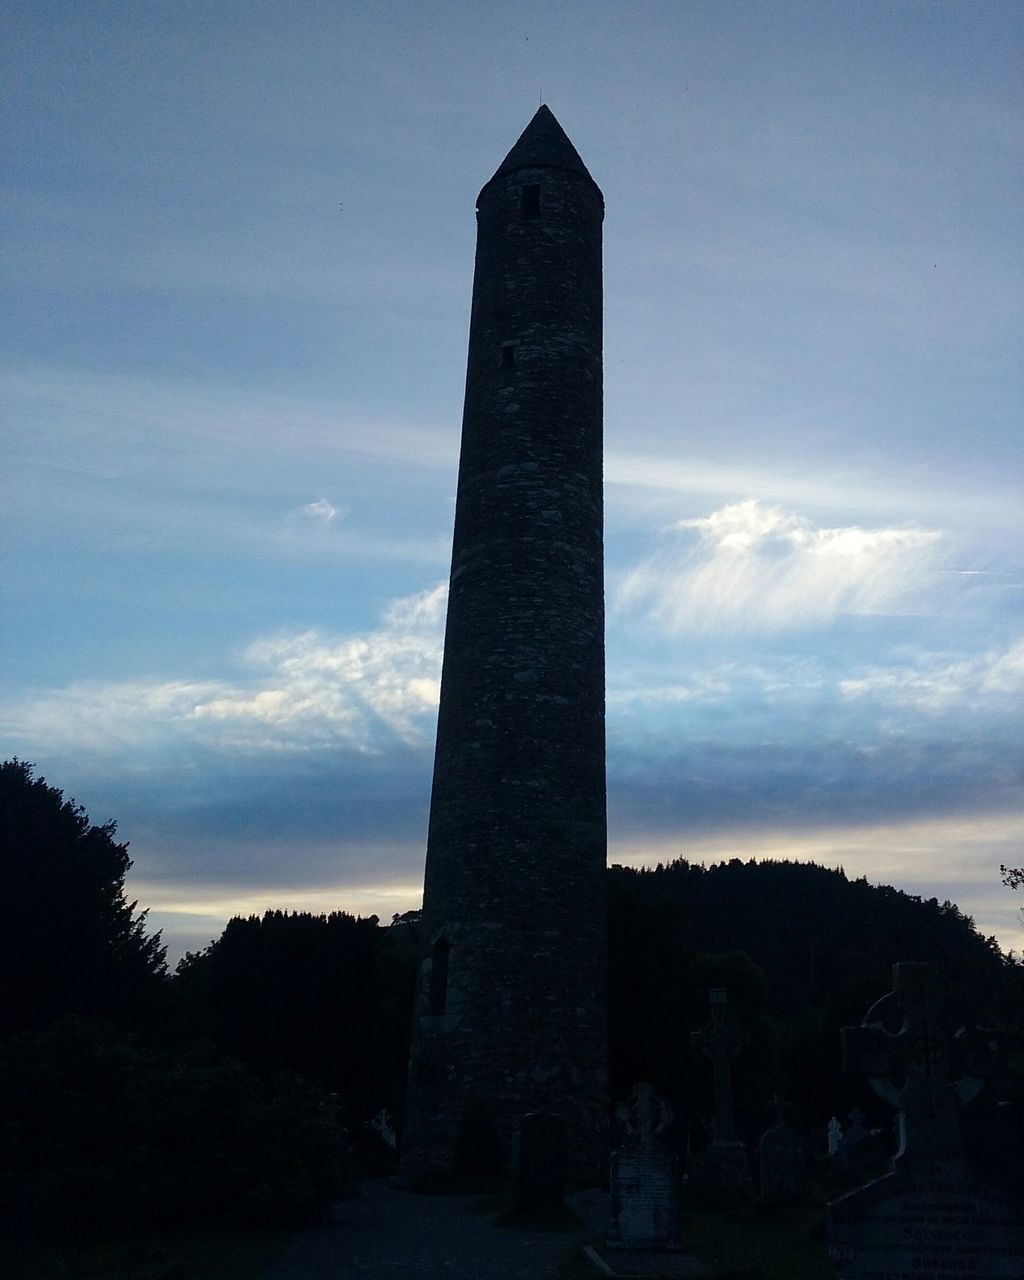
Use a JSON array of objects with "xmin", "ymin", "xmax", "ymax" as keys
[
  {"xmin": 2, "ymin": 365, "xmax": 458, "ymax": 484},
  {"xmin": 840, "ymin": 636, "xmax": 1024, "ymax": 713},
  {"xmin": 619, "ymin": 499, "xmax": 941, "ymax": 632},
  {"xmin": 290, "ymin": 497, "xmax": 339, "ymax": 525},
  {"xmin": 605, "ymin": 450, "xmax": 1024, "ymax": 533}
]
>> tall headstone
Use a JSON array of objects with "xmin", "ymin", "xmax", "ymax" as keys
[
  {"xmin": 609, "ymin": 1084, "xmax": 681, "ymax": 1251},
  {"xmin": 688, "ymin": 988, "xmax": 752, "ymax": 1195},
  {"xmin": 403, "ymin": 107, "xmax": 608, "ymax": 1180},
  {"xmin": 828, "ymin": 963, "xmax": 1024, "ymax": 1280}
]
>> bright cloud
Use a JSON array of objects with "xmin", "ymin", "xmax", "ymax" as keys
[
  {"xmin": 194, "ymin": 625, "xmax": 441, "ymax": 749},
  {"xmin": 619, "ymin": 500, "xmax": 941, "ymax": 632},
  {"xmin": 2, "ymin": 585, "xmax": 447, "ymax": 756},
  {"xmin": 292, "ymin": 497, "xmax": 339, "ymax": 524},
  {"xmin": 383, "ymin": 582, "xmax": 448, "ymax": 631}
]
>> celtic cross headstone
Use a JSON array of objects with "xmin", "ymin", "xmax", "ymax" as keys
[
  {"xmin": 827, "ymin": 963, "xmax": 1022, "ymax": 1280},
  {"xmin": 688, "ymin": 988, "xmax": 752, "ymax": 1195}
]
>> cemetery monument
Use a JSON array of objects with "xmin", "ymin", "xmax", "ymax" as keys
[
  {"xmin": 688, "ymin": 988, "xmax": 752, "ymax": 1195},
  {"xmin": 608, "ymin": 1083, "xmax": 681, "ymax": 1251},
  {"xmin": 828, "ymin": 962, "xmax": 1023, "ymax": 1280}
]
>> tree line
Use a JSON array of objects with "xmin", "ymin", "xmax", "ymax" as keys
[{"xmin": 2, "ymin": 758, "xmax": 1021, "ymax": 1243}]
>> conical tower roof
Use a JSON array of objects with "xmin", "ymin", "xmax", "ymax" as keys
[{"xmin": 480, "ymin": 105, "xmax": 601, "ymax": 198}]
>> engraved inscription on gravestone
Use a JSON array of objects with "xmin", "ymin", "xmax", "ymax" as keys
[
  {"xmin": 608, "ymin": 1082, "xmax": 681, "ymax": 1251},
  {"xmin": 827, "ymin": 963, "xmax": 1023, "ymax": 1280}
]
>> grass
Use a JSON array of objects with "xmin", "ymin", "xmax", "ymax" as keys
[
  {"xmin": 557, "ymin": 1199, "xmax": 837, "ymax": 1280},
  {"xmin": 0, "ymin": 1225, "xmax": 294, "ymax": 1280},
  {"xmin": 674, "ymin": 1199, "xmax": 837, "ymax": 1280}
]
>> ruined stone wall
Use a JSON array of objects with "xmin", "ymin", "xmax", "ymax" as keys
[{"xmin": 403, "ymin": 145, "xmax": 608, "ymax": 1181}]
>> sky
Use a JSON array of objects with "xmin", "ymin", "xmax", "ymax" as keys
[{"xmin": 3, "ymin": 1, "xmax": 1022, "ymax": 965}]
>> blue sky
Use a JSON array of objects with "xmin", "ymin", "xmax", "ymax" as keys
[{"xmin": 3, "ymin": 1, "xmax": 1022, "ymax": 962}]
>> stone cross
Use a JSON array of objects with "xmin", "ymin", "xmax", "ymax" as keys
[{"xmin": 691, "ymin": 988, "xmax": 748, "ymax": 1145}]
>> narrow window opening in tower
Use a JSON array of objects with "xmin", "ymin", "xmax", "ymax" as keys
[
  {"xmin": 522, "ymin": 184, "xmax": 540, "ymax": 217},
  {"xmin": 501, "ymin": 343, "xmax": 517, "ymax": 370},
  {"xmin": 428, "ymin": 937, "xmax": 450, "ymax": 1015}
]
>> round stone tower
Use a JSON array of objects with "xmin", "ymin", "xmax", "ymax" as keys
[{"xmin": 403, "ymin": 106, "xmax": 607, "ymax": 1181}]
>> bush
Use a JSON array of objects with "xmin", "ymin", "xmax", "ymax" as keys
[{"xmin": 0, "ymin": 1017, "xmax": 341, "ymax": 1242}]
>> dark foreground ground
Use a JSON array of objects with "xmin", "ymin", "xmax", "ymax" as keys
[
  {"xmin": 2, "ymin": 1182, "xmax": 837, "ymax": 1279},
  {"xmin": 262, "ymin": 1180, "xmax": 609, "ymax": 1280}
]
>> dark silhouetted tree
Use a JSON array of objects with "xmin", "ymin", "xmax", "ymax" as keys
[
  {"xmin": 0, "ymin": 760, "xmax": 166, "ymax": 1040},
  {"xmin": 173, "ymin": 908, "xmax": 418, "ymax": 1127}
]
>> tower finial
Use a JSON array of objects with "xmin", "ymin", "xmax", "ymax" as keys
[{"xmin": 481, "ymin": 105, "xmax": 601, "ymax": 198}]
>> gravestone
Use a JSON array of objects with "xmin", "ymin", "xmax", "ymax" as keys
[
  {"xmin": 759, "ymin": 1095, "xmax": 807, "ymax": 1202},
  {"xmin": 515, "ymin": 1110, "xmax": 565, "ymax": 1216},
  {"xmin": 827, "ymin": 962, "xmax": 1024, "ymax": 1280},
  {"xmin": 608, "ymin": 1083, "xmax": 681, "ymax": 1250},
  {"xmin": 688, "ymin": 988, "xmax": 752, "ymax": 1195}
]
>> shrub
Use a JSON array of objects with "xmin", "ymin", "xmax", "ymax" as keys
[{"xmin": 0, "ymin": 1017, "xmax": 341, "ymax": 1242}]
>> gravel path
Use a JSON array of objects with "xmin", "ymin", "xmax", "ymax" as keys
[{"xmin": 262, "ymin": 1182, "xmax": 609, "ymax": 1280}]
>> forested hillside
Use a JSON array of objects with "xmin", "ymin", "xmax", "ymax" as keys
[
  {"xmin": 170, "ymin": 857, "xmax": 1021, "ymax": 1149},
  {"xmin": 607, "ymin": 858, "xmax": 1021, "ymax": 1142}
]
